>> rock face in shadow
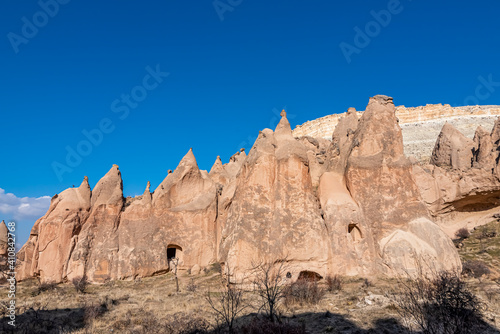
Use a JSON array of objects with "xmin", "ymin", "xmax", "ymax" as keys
[{"xmin": 18, "ymin": 97, "xmax": 477, "ymax": 283}]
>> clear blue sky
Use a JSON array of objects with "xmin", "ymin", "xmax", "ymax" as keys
[{"xmin": 2, "ymin": 0, "xmax": 500, "ymax": 246}]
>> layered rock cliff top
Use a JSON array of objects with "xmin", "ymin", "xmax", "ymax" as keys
[{"xmin": 293, "ymin": 104, "xmax": 500, "ymax": 162}]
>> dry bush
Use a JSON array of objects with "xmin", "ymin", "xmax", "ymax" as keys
[
  {"xmin": 186, "ymin": 278, "xmax": 198, "ymax": 293},
  {"xmin": 476, "ymin": 227, "xmax": 497, "ymax": 253},
  {"xmin": 325, "ymin": 275, "xmax": 343, "ymax": 292},
  {"xmin": 32, "ymin": 281, "xmax": 57, "ymax": 296},
  {"xmin": 283, "ymin": 279, "xmax": 325, "ymax": 306},
  {"xmin": 455, "ymin": 228, "xmax": 470, "ymax": 240},
  {"xmin": 251, "ymin": 257, "xmax": 291, "ymax": 322},
  {"xmin": 361, "ymin": 278, "xmax": 373, "ymax": 288},
  {"xmin": 72, "ymin": 275, "xmax": 88, "ymax": 294},
  {"xmin": 391, "ymin": 271, "xmax": 484, "ymax": 334},
  {"xmin": 83, "ymin": 301, "xmax": 108, "ymax": 332},
  {"xmin": 239, "ymin": 317, "xmax": 306, "ymax": 334},
  {"xmin": 206, "ymin": 264, "xmax": 248, "ymax": 333},
  {"xmin": 111, "ymin": 310, "xmax": 210, "ymax": 334},
  {"xmin": 462, "ymin": 260, "xmax": 491, "ymax": 278}
]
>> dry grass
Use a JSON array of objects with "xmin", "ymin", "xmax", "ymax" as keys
[
  {"xmin": 1, "ymin": 239, "xmax": 500, "ymax": 333},
  {"xmin": 459, "ymin": 220, "xmax": 500, "ymax": 277}
]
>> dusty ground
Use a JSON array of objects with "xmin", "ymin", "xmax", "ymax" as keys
[{"xmin": 1, "ymin": 224, "xmax": 500, "ymax": 333}]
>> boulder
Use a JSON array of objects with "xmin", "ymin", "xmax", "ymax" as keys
[{"xmin": 430, "ymin": 122, "xmax": 474, "ymax": 170}]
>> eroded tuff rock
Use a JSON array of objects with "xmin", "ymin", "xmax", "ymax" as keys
[
  {"xmin": 18, "ymin": 151, "xmax": 219, "ymax": 283},
  {"xmin": 293, "ymin": 104, "xmax": 500, "ymax": 164},
  {"xmin": 0, "ymin": 221, "xmax": 8, "ymax": 282},
  {"xmin": 319, "ymin": 95, "xmax": 460, "ymax": 276},
  {"xmin": 430, "ymin": 122, "xmax": 474, "ymax": 170},
  {"xmin": 19, "ymin": 96, "xmax": 472, "ymax": 283},
  {"xmin": 219, "ymin": 112, "xmax": 330, "ymax": 279},
  {"xmin": 413, "ymin": 118, "xmax": 500, "ymax": 221},
  {"xmin": 0, "ymin": 221, "xmax": 7, "ymax": 257}
]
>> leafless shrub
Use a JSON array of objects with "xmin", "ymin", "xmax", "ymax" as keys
[
  {"xmin": 462, "ymin": 260, "xmax": 491, "ymax": 278},
  {"xmin": 170, "ymin": 257, "xmax": 180, "ymax": 293},
  {"xmin": 283, "ymin": 279, "xmax": 325, "ymax": 306},
  {"xmin": 240, "ymin": 316, "xmax": 306, "ymax": 334},
  {"xmin": 163, "ymin": 312, "xmax": 211, "ymax": 334},
  {"xmin": 84, "ymin": 301, "xmax": 107, "ymax": 331},
  {"xmin": 187, "ymin": 278, "xmax": 198, "ymax": 293},
  {"xmin": 111, "ymin": 309, "xmax": 210, "ymax": 334},
  {"xmin": 476, "ymin": 227, "xmax": 497, "ymax": 253},
  {"xmin": 455, "ymin": 228, "xmax": 470, "ymax": 240},
  {"xmin": 32, "ymin": 281, "xmax": 57, "ymax": 296},
  {"xmin": 206, "ymin": 263, "xmax": 248, "ymax": 333},
  {"xmin": 128, "ymin": 309, "xmax": 162, "ymax": 333},
  {"xmin": 325, "ymin": 275, "xmax": 343, "ymax": 292},
  {"xmin": 72, "ymin": 275, "xmax": 88, "ymax": 294},
  {"xmin": 251, "ymin": 257, "xmax": 291, "ymax": 323},
  {"xmin": 361, "ymin": 278, "xmax": 373, "ymax": 288},
  {"xmin": 391, "ymin": 270, "xmax": 484, "ymax": 334}
]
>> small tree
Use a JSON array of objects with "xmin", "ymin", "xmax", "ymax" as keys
[
  {"xmin": 251, "ymin": 256, "xmax": 291, "ymax": 323},
  {"xmin": 72, "ymin": 275, "xmax": 88, "ymax": 294},
  {"xmin": 206, "ymin": 263, "xmax": 248, "ymax": 333},
  {"xmin": 325, "ymin": 275, "xmax": 343, "ymax": 292},
  {"xmin": 455, "ymin": 228, "xmax": 470, "ymax": 240},
  {"xmin": 169, "ymin": 257, "xmax": 180, "ymax": 293}
]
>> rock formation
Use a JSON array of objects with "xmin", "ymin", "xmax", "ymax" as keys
[
  {"xmin": 319, "ymin": 96, "xmax": 460, "ymax": 275},
  {"xmin": 293, "ymin": 104, "xmax": 500, "ymax": 163},
  {"xmin": 413, "ymin": 117, "xmax": 500, "ymax": 224},
  {"xmin": 0, "ymin": 221, "xmax": 8, "ymax": 281},
  {"xmin": 21, "ymin": 95, "xmax": 496, "ymax": 284}
]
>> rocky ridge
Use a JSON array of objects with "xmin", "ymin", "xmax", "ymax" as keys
[
  {"xmin": 293, "ymin": 105, "xmax": 500, "ymax": 163},
  {"xmin": 16, "ymin": 96, "xmax": 500, "ymax": 284}
]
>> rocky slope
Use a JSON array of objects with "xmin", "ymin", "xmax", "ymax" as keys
[{"xmin": 17, "ymin": 95, "xmax": 500, "ymax": 284}]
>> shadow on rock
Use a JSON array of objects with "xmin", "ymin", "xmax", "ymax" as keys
[{"xmin": 0, "ymin": 304, "xmax": 106, "ymax": 334}]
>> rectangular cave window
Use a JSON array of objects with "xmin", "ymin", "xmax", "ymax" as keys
[{"xmin": 167, "ymin": 248, "xmax": 177, "ymax": 260}]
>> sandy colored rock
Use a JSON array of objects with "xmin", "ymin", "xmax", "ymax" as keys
[
  {"xmin": 473, "ymin": 125, "xmax": 496, "ymax": 169},
  {"xmin": 209, "ymin": 156, "xmax": 230, "ymax": 186},
  {"xmin": 430, "ymin": 122, "xmax": 474, "ymax": 170},
  {"xmin": 293, "ymin": 104, "xmax": 500, "ymax": 164},
  {"xmin": 17, "ymin": 95, "xmax": 475, "ymax": 283},
  {"xmin": 320, "ymin": 95, "xmax": 461, "ymax": 276},
  {"xmin": 0, "ymin": 221, "xmax": 7, "ymax": 257},
  {"xmin": 219, "ymin": 114, "xmax": 330, "ymax": 280},
  {"xmin": 17, "ymin": 176, "xmax": 92, "ymax": 282}
]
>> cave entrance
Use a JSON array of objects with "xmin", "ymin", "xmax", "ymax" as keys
[
  {"xmin": 167, "ymin": 244, "xmax": 183, "ymax": 263},
  {"xmin": 348, "ymin": 224, "xmax": 362, "ymax": 242},
  {"xmin": 298, "ymin": 271, "xmax": 323, "ymax": 282},
  {"xmin": 167, "ymin": 248, "xmax": 177, "ymax": 260}
]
